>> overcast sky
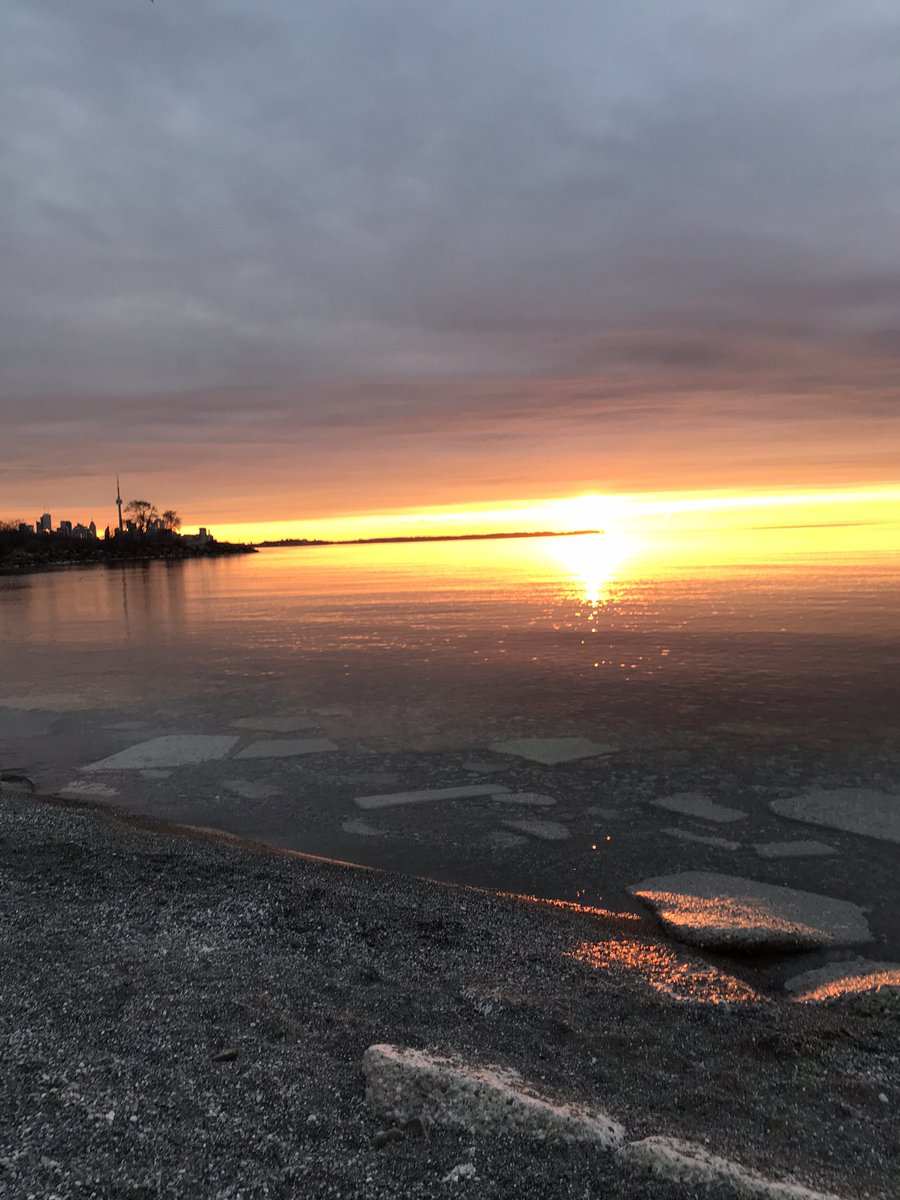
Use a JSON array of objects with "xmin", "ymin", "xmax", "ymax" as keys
[{"xmin": 2, "ymin": 1, "xmax": 899, "ymax": 528}]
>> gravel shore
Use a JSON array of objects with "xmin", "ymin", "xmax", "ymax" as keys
[{"xmin": 1, "ymin": 793, "xmax": 896, "ymax": 1199}]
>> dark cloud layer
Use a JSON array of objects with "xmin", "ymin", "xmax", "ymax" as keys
[{"xmin": 2, "ymin": 2, "xmax": 899, "ymax": 519}]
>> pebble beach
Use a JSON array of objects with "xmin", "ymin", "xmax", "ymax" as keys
[{"xmin": 1, "ymin": 789, "xmax": 896, "ymax": 1199}]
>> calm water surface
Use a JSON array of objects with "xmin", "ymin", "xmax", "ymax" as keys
[
  {"xmin": 2, "ymin": 533, "xmax": 899, "ymax": 741},
  {"xmin": 2, "ymin": 533, "xmax": 899, "ymax": 960}
]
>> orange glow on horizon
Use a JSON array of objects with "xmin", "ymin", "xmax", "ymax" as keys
[{"xmin": 206, "ymin": 484, "xmax": 900, "ymax": 564}]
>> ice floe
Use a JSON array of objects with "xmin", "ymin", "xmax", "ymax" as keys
[
  {"xmin": 753, "ymin": 840, "xmax": 835, "ymax": 859},
  {"xmin": 487, "ymin": 830, "xmax": 528, "ymax": 849},
  {"xmin": 629, "ymin": 870, "xmax": 872, "ymax": 952},
  {"xmin": 235, "ymin": 738, "xmax": 337, "ymax": 759},
  {"xmin": 59, "ymin": 780, "xmax": 119, "ymax": 799},
  {"xmin": 500, "ymin": 818, "xmax": 570, "ymax": 841},
  {"xmin": 490, "ymin": 736, "xmax": 617, "ymax": 765},
  {"xmin": 355, "ymin": 784, "xmax": 507, "ymax": 810},
  {"xmin": 664, "ymin": 827, "xmax": 741, "ymax": 851},
  {"xmin": 341, "ymin": 818, "xmax": 386, "ymax": 837},
  {"xmin": 84, "ymin": 735, "xmax": 238, "ymax": 771},
  {"xmin": 0, "ymin": 693, "xmax": 92, "ymax": 712},
  {"xmin": 653, "ymin": 792, "xmax": 747, "ymax": 823},
  {"xmin": 770, "ymin": 787, "xmax": 900, "ymax": 844},
  {"xmin": 221, "ymin": 778, "xmax": 282, "ymax": 800},
  {"xmin": 492, "ymin": 792, "xmax": 557, "ymax": 807},
  {"xmin": 462, "ymin": 760, "xmax": 507, "ymax": 774},
  {"xmin": 231, "ymin": 715, "xmax": 319, "ymax": 733}
]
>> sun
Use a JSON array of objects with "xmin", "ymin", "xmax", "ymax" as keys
[{"xmin": 545, "ymin": 493, "xmax": 628, "ymax": 534}]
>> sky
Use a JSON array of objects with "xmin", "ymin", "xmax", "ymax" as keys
[{"xmin": 2, "ymin": 1, "xmax": 899, "ymax": 538}]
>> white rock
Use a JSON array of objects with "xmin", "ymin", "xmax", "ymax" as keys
[
  {"xmin": 665, "ymin": 827, "xmax": 741, "ymax": 851},
  {"xmin": 231, "ymin": 715, "xmax": 319, "ymax": 733},
  {"xmin": 770, "ymin": 788, "xmax": 900, "ymax": 844},
  {"xmin": 235, "ymin": 738, "xmax": 337, "ymax": 759},
  {"xmin": 492, "ymin": 792, "xmax": 557, "ymax": 807},
  {"xmin": 84, "ymin": 735, "xmax": 238, "ymax": 770},
  {"xmin": 785, "ymin": 958, "xmax": 900, "ymax": 1007},
  {"xmin": 355, "ymin": 785, "xmax": 506, "ymax": 810},
  {"xmin": 490, "ymin": 737, "xmax": 618, "ymax": 765},
  {"xmin": 629, "ymin": 871, "xmax": 872, "ymax": 951},
  {"xmin": 501, "ymin": 818, "xmax": 570, "ymax": 842},
  {"xmin": 442, "ymin": 1164, "xmax": 477, "ymax": 1183},
  {"xmin": 621, "ymin": 1136, "xmax": 843, "ymax": 1199},
  {"xmin": 753, "ymin": 841, "xmax": 835, "ymax": 859},
  {"xmin": 363, "ymin": 1044, "xmax": 625, "ymax": 1147},
  {"xmin": 653, "ymin": 792, "xmax": 747, "ymax": 823}
]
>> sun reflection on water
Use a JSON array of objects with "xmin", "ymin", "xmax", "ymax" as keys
[{"xmin": 543, "ymin": 531, "xmax": 639, "ymax": 606}]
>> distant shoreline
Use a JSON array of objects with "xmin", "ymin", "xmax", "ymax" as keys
[
  {"xmin": 0, "ymin": 537, "xmax": 257, "ymax": 576},
  {"xmin": 254, "ymin": 528, "xmax": 602, "ymax": 548}
]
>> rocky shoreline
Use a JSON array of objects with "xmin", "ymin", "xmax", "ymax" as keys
[{"xmin": 1, "ymin": 791, "xmax": 896, "ymax": 1199}]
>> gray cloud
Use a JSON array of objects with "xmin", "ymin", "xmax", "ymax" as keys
[{"xmin": 2, "ymin": 1, "xmax": 899, "ymax": 516}]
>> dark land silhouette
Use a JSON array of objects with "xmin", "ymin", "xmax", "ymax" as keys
[
  {"xmin": 0, "ymin": 525, "xmax": 256, "ymax": 574},
  {"xmin": 255, "ymin": 528, "xmax": 601, "ymax": 548}
]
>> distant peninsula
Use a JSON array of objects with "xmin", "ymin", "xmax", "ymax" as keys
[
  {"xmin": 254, "ymin": 529, "xmax": 601, "ymax": 548},
  {"xmin": 0, "ymin": 529, "xmax": 256, "ymax": 575}
]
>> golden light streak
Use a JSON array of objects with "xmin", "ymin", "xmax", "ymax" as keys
[
  {"xmin": 568, "ymin": 938, "xmax": 764, "ymax": 1005},
  {"xmin": 210, "ymin": 483, "xmax": 900, "ymax": 550}
]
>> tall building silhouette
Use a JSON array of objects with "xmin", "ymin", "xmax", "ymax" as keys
[{"xmin": 115, "ymin": 476, "xmax": 124, "ymax": 533}]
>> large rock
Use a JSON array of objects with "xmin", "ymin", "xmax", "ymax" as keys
[
  {"xmin": 785, "ymin": 958, "xmax": 900, "ymax": 1009},
  {"xmin": 621, "ymin": 1136, "xmax": 843, "ymax": 1199},
  {"xmin": 770, "ymin": 788, "xmax": 900, "ymax": 844},
  {"xmin": 362, "ymin": 1045, "xmax": 625, "ymax": 1147},
  {"xmin": 629, "ymin": 871, "xmax": 872, "ymax": 952}
]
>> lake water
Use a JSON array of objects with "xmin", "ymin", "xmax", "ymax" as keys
[{"xmin": 2, "ymin": 532, "xmax": 899, "ymax": 964}]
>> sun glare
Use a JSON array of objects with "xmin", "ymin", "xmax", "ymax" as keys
[
  {"xmin": 544, "ymin": 531, "xmax": 637, "ymax": 605},
  {"xmin": 208, "ymin": 482, "xmax": 900, "ymax": 554}
]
